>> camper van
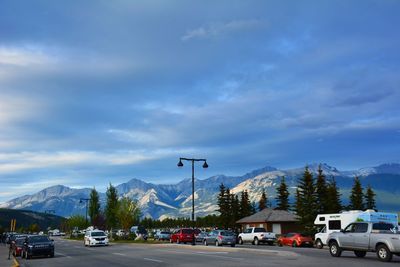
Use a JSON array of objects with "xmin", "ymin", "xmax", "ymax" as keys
[{"xmin": 314, "ymin": 210, "xmax": 398, "ymax": 249}]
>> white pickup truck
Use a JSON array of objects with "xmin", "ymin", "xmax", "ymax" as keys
[
  {"xmin": 238, "ymin": 227, "xmax": 276, "ymax": 245},
  {"xmin": 328, "ymin": 222, "xmax": 400, "ymax": 262}
]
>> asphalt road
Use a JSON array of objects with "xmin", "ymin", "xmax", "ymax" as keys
[{"xmin": 14, "ymin": 237, "xmax": 400, "ymax": 267}]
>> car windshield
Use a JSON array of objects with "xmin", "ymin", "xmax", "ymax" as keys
[
  {"xmin": 29, "ymin": 236, "xmax": 50, "ymax": 243},
  {"xmin": 91, "ymin": 231, "xmax": 106, "ymax": 237},
  {"xmin": 220, "ymin": 231, "xmax": 235, "ymax": 236},
  {"xmin": 182, "ymin": 229, "xmax": 193, "ymax": 234},
  {"xmin": 254, "ymin": 228, "xmax": 266, "ymax": 233}
]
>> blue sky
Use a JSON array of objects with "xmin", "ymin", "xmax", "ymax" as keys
[{"xmin": 0, "ymin": 0, "xmax": 399, "ymax": 202}]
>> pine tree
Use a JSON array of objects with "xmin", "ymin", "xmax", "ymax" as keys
[
  {"xmin": 326, "ymin": 177, "xmax": 342, "ymax": 213},
  {"xmin": 275, "ymin": 176, "xmax": 290, "ymax": 211},
  {"xmin": 105, "ymin": 183, "xmax": 119, "ymax": 229},
  {"xmin": 239, "ymin": 190, "xmax": 252, "ymax": 218},
  {"xmin": 89, "ymin": 187, "xmax": 101, "ymax": 225},
  {"xmin": 364, "ymin": 185, "xmax": 376, "ymax": 210},
  {"xmin": 349, "ymin": 176, "xmax": 364, "ymax": 210},
  {"xmin": 295, "ymin": 166, "xmax": 317, "ymax": 232},
  {"xmin": 315, "ymin": 165, "xmax": 329, "ymax": 213},
  {"xmin": 258, "ymin": 188, "xmax": 267, "ymax": 211}
]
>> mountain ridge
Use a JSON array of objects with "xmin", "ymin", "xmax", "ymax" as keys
[{"xmin": 1, "ymin": 163, "xmax": 399, "ymax": 219}]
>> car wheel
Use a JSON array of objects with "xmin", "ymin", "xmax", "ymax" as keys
[
  {"xmin": 377, "ymin": 244, "xmax": 392, "ymax": 262},
  {"xmin": 170, "ymin": 239, "xmax": 173, "ymax": 243},
  {"xmin": 315, "ymin": 239, "xmax": 323, "ymax": 249},
  {"xmin": 204, "ymin": 240, "xmax": 208, "ymax": 246},
  {"xmin": 253, "ymin": 237, "xmax": 259, "ymax": 246},
  {"xmin": 238, "ymin": 238, "xmax": 243, "ymax": 245},
  {"xmin": 277, "ymin": 241, "xmax": 282, "ymax": 247},
  {"xmin": 329, "ymin": 241, "xmax": 342, "ymax": 257},
  {"xmin": 354, "ymin": 251, "xmax": 366, "ymax": 258},
  {"xmin": 292, "ymin": 241, "xmax": 297, "ymax": 247},
  {"xmin": 176, "ymin": 238, "xmax": 180, "ymax": 244}
]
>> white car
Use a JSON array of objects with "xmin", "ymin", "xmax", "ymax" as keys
[{"xmin": 84, "ymin": 230, "xmax": 109, "ymax": 247}]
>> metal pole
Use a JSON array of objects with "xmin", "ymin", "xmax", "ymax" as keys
[
  {"xmin": 191, "ymin": 159, "xmax": 195, "ymax": 246},
  {"xmin": 85, "ymin": 201, "xmax": 88, "ymax": 226}
]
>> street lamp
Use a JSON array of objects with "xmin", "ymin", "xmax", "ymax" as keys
[
  {"xmin": 177, "ymin": 157, "xmax": 208, "ymax": 245},
  {"xmin": 79, "ymin": 198, "xmax": 90, "ymax": 226}
]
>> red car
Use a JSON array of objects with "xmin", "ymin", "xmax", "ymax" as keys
[
  {"xmin": 12, "ymin": 238, "xmax": 26, "ymax": 257},
  {"xmin": 277, "ymin": 233, "xmax": 313, "ymax": 247},
  {"xmin": 170, "ymin": 228, "xmax": 195, "ymax": 244}
]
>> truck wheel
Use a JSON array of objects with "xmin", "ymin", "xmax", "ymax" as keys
[
  {"xmin": 238, "ymin": 238, "xmax": 243, "ymax": 245},
  {"xmin": 377, "ymin": 244, "xmax": 392, "ymax": 262},
  {"xmin": 315, "ymin": 239, "xmax": 323, "ymax": 249},
  {"xmin": 253, "ymin": 237, "xmax": 259, "ymax": 246},
  {"xmin": 354, "ymin": 251, "xmax": 366, "ymax": 258},
  {"xmin": 329, "ymin": 241, "xmax": 342, "ymax": 257}
]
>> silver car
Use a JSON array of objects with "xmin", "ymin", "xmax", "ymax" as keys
[
  {"xmin": 154, "ymin": 230, "xmax": 171, "ymax": 241},
  {"xmin": 203, "ymin": 230, "xmax": 236, "ymax": 247}
]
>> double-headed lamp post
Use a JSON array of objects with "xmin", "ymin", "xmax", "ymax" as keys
[
  {"xmin": 177, "ymin": 157, "xmax": 208, "ymax": 245},
  {"xmin": 79, "ymin": 198, "xmax": 90, "ymax": 226}
]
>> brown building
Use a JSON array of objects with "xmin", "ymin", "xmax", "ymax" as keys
[{"xmin": 236, "ymin": 208, "xmax": 302, "ymax": 234}]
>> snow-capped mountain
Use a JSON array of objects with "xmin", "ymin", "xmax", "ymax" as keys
[{"xmin": 1, "ymin": 163, "xmax": 399, "ymax": 218}]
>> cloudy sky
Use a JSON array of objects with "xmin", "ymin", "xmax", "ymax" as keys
[{"xmin": 0, "ymin": 0, "xmax": 399, "ymax": 202}]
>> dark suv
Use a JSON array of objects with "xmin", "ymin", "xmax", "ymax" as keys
[{"xmin": 22, "ymin": 235, "xmax": 55, "ymax": 259}]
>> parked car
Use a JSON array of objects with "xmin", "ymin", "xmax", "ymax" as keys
[
  {"xmin": 170, "ymin": 228, "xmax": 194, "ymax": 244},
  {"xmin": 12, "ymin": 237, "xmax": 26, "ymax": 257},
  {"xmin": 238, "ymin": 227, "xmax": 276, "ymax": 245},
  {"xmin": 154, "ymin": 230, "xmax": 171, "ymax": 241},
  {"xmin": 130, "ymin": 226, "xmax": 148, "ymax": 240},
  {"xmin": 195, "ymin": 232, "xmax": 208, "ymax": 243},
  {"xmin": 277, "ymin": 233, "xmax": 313, "ymax": 247},
  {"xmin": 22, "ymin": 235, "xmax": 54, "ymax": 259},
  {"xmin": 84, "ymin": 230, "xmax": 109, "ymax": 247},
  {"xmin": 203, "ymin": 230, "xmax": 236, "ymax": 247},
  {"xmin": 327, "ymin": 222, "xmax": 400, "ymax": 262}
]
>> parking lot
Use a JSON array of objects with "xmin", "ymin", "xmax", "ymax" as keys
[{"xmin": 6, "ymin": 237, "xmax": 399, "ymax": 267}]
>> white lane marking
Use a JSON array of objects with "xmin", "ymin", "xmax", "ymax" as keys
[
  {"xmin": 55, "ymin": 252, "xmax": 72, "ymax": 258},
  {"xmin": 143, "ymin": 258, "xmax": 163, "ymax": 263},
  {"xmin": 159, "ymin": 249, "xmax": 243, "ymax": 261},
  {"xmin": 113, "ymin": 253, "xmax": 126, "ymax": 256},
  {"xmin": 195, "ymin": 251, "xmax": 228, "ymax": 254}
]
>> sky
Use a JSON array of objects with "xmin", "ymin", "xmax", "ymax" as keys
[{"xmin": 0, "ymin": 0, "xmax": 399, "ymax": 202}]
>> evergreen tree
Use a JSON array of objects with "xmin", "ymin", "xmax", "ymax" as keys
[
  {"xmin": 239, "ymin": 190, "xmax": 252, "ymax": 218},
  {"xmin": 258, "ymin": 189, "xmax": 267, "ymax": 211},
  {"xmin": 349, "ymin": 176, "xmax": 364, "ymax": 210},
  {"xmin": 315, "ymin": 165, "xmax": 329, "ymax": 213},
  {"xmin": 295, "ymin": 166, "xmax": 317, "ymax": 232},
  {"xmin": 326, "ymin": 177, "xmax": 342, "ymax": 213},
  {"xmin": 275, "ymin": 176, "xmax": 290, "ymax": 211},
  {"xmin": 217, "ymin": 183, "xmax": 229, "ymax": 228},
  {"xmin": 364, "ymin": 185, "xmax": 376, "ymax": 210},
  {"xmin": 88, "ymin": 187, "xmax": 101, "ymax": 225},
  {"xmin": 105, "ymin": 183, "xmax": 119, "ymax": 229}
]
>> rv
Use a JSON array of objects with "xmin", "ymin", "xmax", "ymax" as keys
[{"xmin": 314, "ymin": 210, "xmax": 398, "ymax": 249}]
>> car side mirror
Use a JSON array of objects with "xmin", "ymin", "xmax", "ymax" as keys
[{"xmin": 340, "ymin": 229, "xmax": 345, "ymax": 233}]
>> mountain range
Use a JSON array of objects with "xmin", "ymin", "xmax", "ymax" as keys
[{"xmin": 1, "ymin": 163, "xmax": 399, "ymax": 219}]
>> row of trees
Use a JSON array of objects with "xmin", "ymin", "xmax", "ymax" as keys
[{"xmin": 67, "ymin": 184, "xmax": 141, "ymax": 232}]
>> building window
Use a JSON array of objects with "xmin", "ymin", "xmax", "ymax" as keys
[{"xmin": 328, "ymin": 220, "xmax": 341, "ymax": 230}]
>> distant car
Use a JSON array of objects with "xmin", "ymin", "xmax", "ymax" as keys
[
  {"xmin": 277, "ymin": 233, "xmax": 313, "ymax": 247},
  {"xmin": 22, "ymin": 235, "xmax": 54, "ymax": 259},
  {"xmin": 238, "ymin": 227, "xmax": 276, "ymax": 245},
  {"xmin": 203, "ymin": 230, "xmax": 236, "ymax": 247},
  {"xmin": 195, "ymin": 232, "xmax": 208, "ymax": 243},
  {"xmin": 170, "ymin": 228, "xmax": 194, "ymax": 244},
  {"xmin": 154, "ymin": 230, "xmax": 171, "ymax": 241},
  {"xmin": 12, "ymin": 237, "xmax": 27, "ymax": 257},
  {"xmin": 84, "ymin": 230, "xmax": 109, "ymax": 247}
]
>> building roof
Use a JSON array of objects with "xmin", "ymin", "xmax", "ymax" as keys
[{"xmin": 236, "ymin": 208, "xmax": 299, "ymax": 224}]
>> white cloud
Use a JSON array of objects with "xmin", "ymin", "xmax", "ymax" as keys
[{"xmin": 181, "ymin": 19, "xmax": 266, "ymax": 41}]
